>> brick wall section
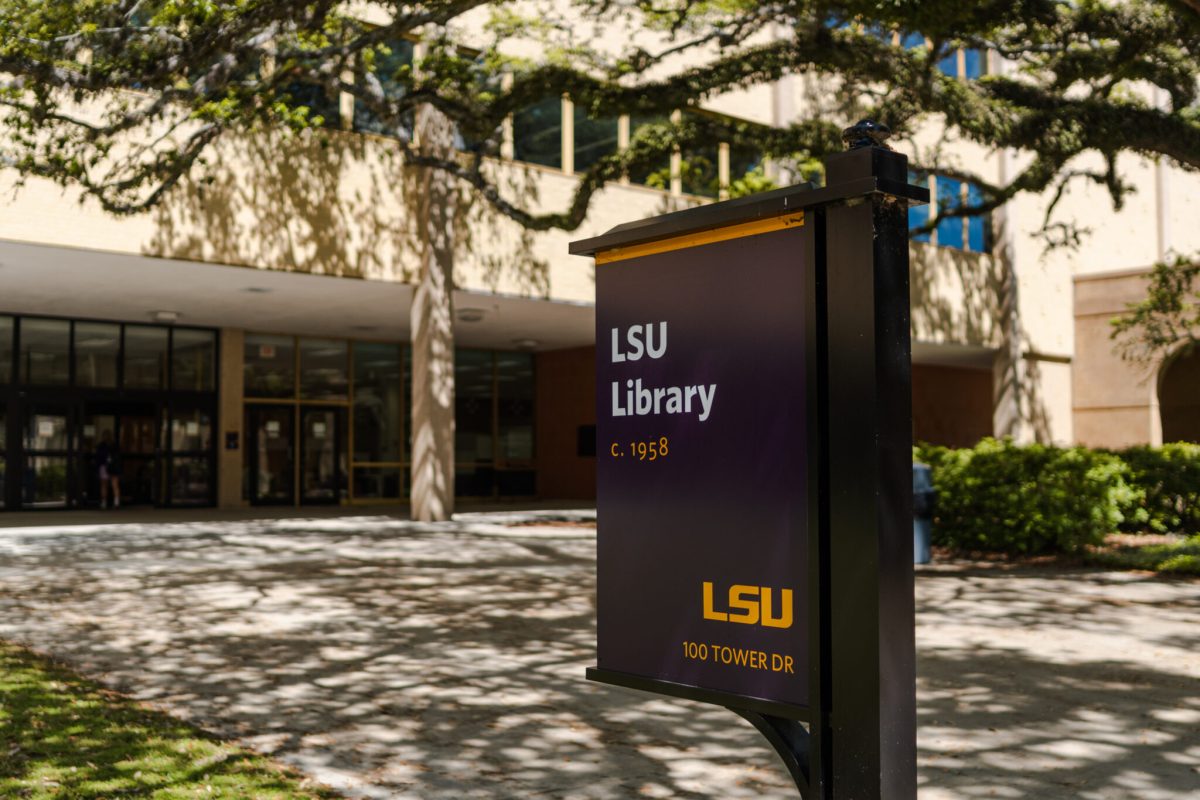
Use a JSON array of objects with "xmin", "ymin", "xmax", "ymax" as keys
[{"xmin": 535, "ymin": 346, "xmax": 597, "ymax": 499}]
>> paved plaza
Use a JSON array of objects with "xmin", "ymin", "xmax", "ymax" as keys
[{"xmin": 0, "ymin": 512, "xmax": 1197, "ymax": 799}]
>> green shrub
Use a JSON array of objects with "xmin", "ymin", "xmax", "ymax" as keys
[
  {"xmin": 915, "ymin": 438, "xmax": 1139, "ymax": 555},
  {"xmin": 1086, "ymin": 534, "xmax": 1200, "ymax": 576},
  {"xmin": 1115, "ymin": 444, "xmax": 1200, "ymax": 534}
]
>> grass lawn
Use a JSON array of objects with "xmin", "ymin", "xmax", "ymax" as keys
[
  {"xmin": 0, "ymin": 641, "xmax": 342, "ymax": 799},
  {"xmin": 1086, "ymin": 533, "xmax": 1200, "ymax": 576}
]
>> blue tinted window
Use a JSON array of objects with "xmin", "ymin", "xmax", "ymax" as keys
[
  {"xmin": 901, "ymin": 32, "xmax": 925, "ymax": 49},
  {"xmin": 864, "ymin": 23, "xmax": 889, "ymax": 42},
  {"xmin": 937, "ymin": 49, "xmax": 959, "ymax": 78},
  {"xmin": 908, "ymin": 172, "xmax": 931, "ymax": 243},
  {"xmin": 967, "ymin": 183, "xmax": 988, "ymax": 252},
  {"xmin": 936, "ymin": 178, "xmax": 964, "ymax": 249},
  {"xmin": 963, "ymin": 49, "xmax": 984, "ymax": 80}
]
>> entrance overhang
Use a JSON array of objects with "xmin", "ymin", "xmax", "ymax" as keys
[
  {"xmin": 912, "ymin": 340, "xmax": 996, "ymax": 370},
  {"xmin": 0, "ymin": 239, "xmax": 595, "ymax": 351}
]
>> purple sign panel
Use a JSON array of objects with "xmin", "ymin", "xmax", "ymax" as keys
[{"xmin": 596, "ymin": 222, "xmax": 811, "ymax": 710}]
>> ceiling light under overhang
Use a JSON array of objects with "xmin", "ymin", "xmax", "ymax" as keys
[
  {"xmin": 152, "ymin": 310, "xmax": 180, "ymax": 324},
  {"xmin": 456, "ymin": 307, "xmax": 487, "ymax": 323}
]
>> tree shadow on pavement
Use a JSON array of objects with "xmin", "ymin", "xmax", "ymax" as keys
[
  {"xmin": 0, "ymin": 520, "xmax": 796, "ymax": 799},
  {"xmin": 0, "ymin": 523, "xmax": 1197, "ymax": 799},
  {"xmin": 918, "ymin": 646, "xmax": 1200, "ymax": 799}
]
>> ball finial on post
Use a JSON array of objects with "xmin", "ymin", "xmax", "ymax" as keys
[{"xmin": 841, "ymin": 119, "xmax": 892, "ymax": 150}]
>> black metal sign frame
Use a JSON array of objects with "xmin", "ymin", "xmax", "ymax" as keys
[{"xmin": 571, "ymin": 123, "xmax": 928, "ymax": 800}]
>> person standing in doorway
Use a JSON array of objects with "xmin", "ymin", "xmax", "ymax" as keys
[{"xmin": 96, "ymin": 431, "xmax": 121, "ymax": 509}]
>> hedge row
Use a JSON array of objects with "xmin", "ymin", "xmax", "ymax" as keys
[
  {"xmin": 914, "ymin": 439, "xmax": 1200, "ymax": 555},
  {"xmin": 1110, "ymin": 444, "xmax": 1200, "ymax": 534}
]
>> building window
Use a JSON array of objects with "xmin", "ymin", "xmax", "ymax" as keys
[
  {"xmin": 170, "ymin": 408, "xmax": 213, "ymax": 452},
  {"xmin": 172, "ymin": 328, "xmax": 216, "ymax": 392},
  {"xmin": 937, "ymin": 49, "xmax": 959, "ymax": 78},
  {"xmin": 456, "ymin": 348, "xmax": 495, "ymax": 468},
  {"xmin": 351, "ymin": 341, "xmax": 406, "ymax": 502},
  {"xmin": 245, "ymin": 334, "xmax": 296, "ymax": 398},
  {"xmin": 299, "ymin": 338, "xmax": 349, "ymax": 401},
  {"xmin": 628, "ymin": 114, "xmax": 672, "ymax": 187},
  {"xmin": 279, "ymin": 80, "xmax": 341, "ymax": 128},
  {"xmin": 573, "ymin": 107, "xmax": 618, "ymax": 173},
  {"xmin": 908, "ymin": 172, "xmax": 932, "ymax": 243},
  {"xmin": 451, "ymin": 349, "xmax": 537, "ymax": 498},
  {"xmin": 74, "ymin": 322, "xmax": 120, "ymax": 389},
  {"xmin": 924, "ymin": 176, "xmax": 991, "ymax": 253},
  {"xmin": 352, "ymin": 341, "xmax": 403, "ymax": 464},
  {"xmin": 20, "ymin": 318, "xmax": 70, "ymax": 386},
  {"xmin": 353, "ymin": 38, "xmax": 415, "ymax": 139},
  {"xmin": 0, "ymin": 315, "xmax": 11, "ymax": 384},
  {"xmin": 728, "ymin": 145, "xmax": 764, "ymax": 187},
  {"xmin": 963, "ymin": 49, "xmax": 985, "ymax": 80},
  {"xmin": 170, "ymin": 457, "xmax": 212, "ymax": 506},
  {"xmin": 124, "ymin": 325, "xmax": 169, "ymax": 390},
  {"xmin": 966, "ymin": 183, "xmax": 990, "ymax": 253},
  {"xmin": 497, "ymin": 351, "xmax": 535, "ymax": 496},
  {"xmin": 24, "ymin": 456, "xmax": 68, "ymax": 508},
  {"xmin": 935, "ymin": 177, "xmax": 965, "ymax": 250},
  {"xmin": 353, "ymin": 466, "xmax": 404, "ymax": 500},
  {"xmin": 0, "ymin": 408, "xmax": 5, "ymax": 508},
  {"xmin": 681, "ymin": 144, "xmax": 720, "ymax": 199},
  {"xmin": 932, "ymin": 46, "xmax": 985, "ymax": 80},
  {"xmin": 513, "ymin": 97, "xmax": 563, "ymax": 169},
  {"xmin": 25, "ymin": 413, "xmax": 68, "ymax": 451}
]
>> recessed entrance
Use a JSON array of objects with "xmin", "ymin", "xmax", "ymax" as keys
[
  {"xmin": 0, "ymin": 313, "xmax": 217, "ymax": 510},
  {"xmin": 245, "ymin": 404, "xmax": 346, "ymax": 506},
  {"xmin": 78, "ymin": 400, "xmax": 159, "ymax": 508},
  {"xmin": 1160, "ymin": 346, "xmax": 1200, "ymax": 444}
]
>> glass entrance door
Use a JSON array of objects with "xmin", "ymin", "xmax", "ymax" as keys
[
  {"xmin": 247, "ymin": 405, "xmax": 294, "ymax": 505},
  {"xmin": 300, "ymin": 407, "xmax": 344, "ymax": 504},
  {"xmin": 79, "ymin": 402, "xmax": 162, "ymax": 508},
  {"xmin": 0, "ymin": 405, "xmax": 7, "ymax": 509},
  {"xmin": 22, "ymin": 404, "xmax": 71, "ymax": 508}
]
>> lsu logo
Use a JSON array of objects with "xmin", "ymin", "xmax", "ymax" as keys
[{"xmin": 702, "ymin": 582, "xmax": 794, "ymax": 629}]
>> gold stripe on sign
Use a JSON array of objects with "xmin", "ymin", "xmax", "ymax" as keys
[{"xmin": 594, "ymin": 211, "xmax": 805, "ymax": 265}]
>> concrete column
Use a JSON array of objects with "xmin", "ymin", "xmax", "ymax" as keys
[
  {"xmin": 617, "ymin": 115, "xmax": 630, "ymax": 186},
  {"xmin": 339, "ymin": 65, "xmax": 355, "ymax": 131},
  {"xmin": 669, "ymin": 110, "xmax": 682, "ymax": 197},
  {"xmin": 561, "ymin": 94, "xmax": 575, "ymax": 175},
  {"xmin": 500, "ymin": 72, "xmax": 515, "ymax": 160},
  {"xmin": 217, "ymin": 328, "xmax": 245, "ymax": 509},
  {"xmin": 1154, "ymin": 89, "xmax": 1172, "ymax": 262},
  {"xmin": 409, "ymin": 101, "xmax": 457, "ymax": 521},
  {"xmin": 718, "ymin": 142, "xmax": 731, "ymax": 200}
]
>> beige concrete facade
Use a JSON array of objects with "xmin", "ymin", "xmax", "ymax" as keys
[
  {"xmin": 1, "ymin": 27, "xmax": 1197, "ymax": 516},
  {"xmin": 1072, "ymin": 270, "xmax": 1163, "ymax": 449}
]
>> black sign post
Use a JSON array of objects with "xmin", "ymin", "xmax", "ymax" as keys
[{"xmin": 569, "ymin": 121, "xmax": 927, "ymax": 799}]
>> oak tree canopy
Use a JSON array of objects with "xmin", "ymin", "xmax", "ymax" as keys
[{"xmin": 1, "ymin": 0, "xmax": 1198, "ymax": 351}]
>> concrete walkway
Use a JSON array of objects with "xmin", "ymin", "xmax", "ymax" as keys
[{"xmin": 0, "ymin": 513, "xmax": 1196, "ymax": 799}]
